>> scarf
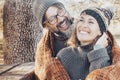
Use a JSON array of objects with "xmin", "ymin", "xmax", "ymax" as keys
[{"xmin": 35, "ymin": 29, "xmax": 70, "ymax": 80}]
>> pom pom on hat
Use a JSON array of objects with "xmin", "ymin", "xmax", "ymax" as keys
[{"xmin": 100, "ymin": 3, "xmax": 115, "ymax": 24}]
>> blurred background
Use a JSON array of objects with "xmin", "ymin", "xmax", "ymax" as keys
[
  {"xmin": 0, "ymin": 0, "xmax": 4, "ymax": 64},
  {"xmin": 0, "ymin": 0, "xmax": 120, "ymax": 64}
]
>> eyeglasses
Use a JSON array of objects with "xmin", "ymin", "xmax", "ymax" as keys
[{"xmin": 44, "ymin": 7, "xmax": 67, "ymax": 25}]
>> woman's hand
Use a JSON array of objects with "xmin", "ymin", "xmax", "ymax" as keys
[{"xmin": 94, "ymin": 33, "xmax": 108, "ymax": 50}]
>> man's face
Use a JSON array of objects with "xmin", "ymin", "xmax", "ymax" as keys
[{"xmin": 43, "ymin": 4, "xmax": 73, "ymax": 38}]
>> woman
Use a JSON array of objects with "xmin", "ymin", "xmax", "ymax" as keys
[{"xmin": 57, "ymin": 7, "xmax": 120, "ymax": 80}]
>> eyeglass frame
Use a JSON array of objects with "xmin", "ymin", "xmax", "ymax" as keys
[{"xmin": 43, "ymin": 6, "xmax": 67, "ymax": 25}]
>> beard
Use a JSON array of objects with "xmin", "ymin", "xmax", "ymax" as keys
[{"xmin": 58, "ymin": 25, "xmax": 73, "ymax": 38}]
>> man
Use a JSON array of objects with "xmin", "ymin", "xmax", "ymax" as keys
[{"xmin": 33, "ymin": 0, "xmax": 74, "ymax": 80}]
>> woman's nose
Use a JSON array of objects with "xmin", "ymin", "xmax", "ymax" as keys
[{"xmin": 82, "ymin": 22, "xmax": 89, "ymax": 28}]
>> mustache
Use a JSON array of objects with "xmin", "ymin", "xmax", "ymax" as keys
[
  {"xmin": 57, "ymin": 18, "xmax": 67, "ymax": 27},
  {"xmin": 57, "ymin": 17, "xmax": 73, "ymax": 28}
]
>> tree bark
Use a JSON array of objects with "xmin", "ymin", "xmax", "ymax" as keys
[{"xmin": 3, "ymin": 0, "xmax": 42, "ymax": 64}]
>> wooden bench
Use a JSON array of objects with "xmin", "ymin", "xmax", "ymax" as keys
[{"xmin": 0, "ymin": 62, "xmax": 35, "ymax": 80}]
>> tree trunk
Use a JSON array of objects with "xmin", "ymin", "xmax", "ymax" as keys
[{"xmin": 3, "ymin": 0, "xmax": 42, "ymax": 64}]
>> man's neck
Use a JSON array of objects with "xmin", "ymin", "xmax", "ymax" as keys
[{"xmin": 54, "ymin": 33, "xmax": 68, "ymax": 41}]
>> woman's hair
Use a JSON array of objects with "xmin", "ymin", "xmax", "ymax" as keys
[{"xmin": 67, "ymin": 22, "xmax": 79, "ymax": 47}]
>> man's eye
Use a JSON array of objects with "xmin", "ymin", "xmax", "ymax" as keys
[{"xmin": 49, "ymin": 16, "xmax": 56, "ymax": 21}]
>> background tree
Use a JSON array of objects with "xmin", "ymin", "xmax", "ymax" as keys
[{"xmin": 3, "ymin": 0, "xmax": 42, "ymax": 64}]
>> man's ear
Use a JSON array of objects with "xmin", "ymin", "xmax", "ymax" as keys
[
  {"xmin": 44, "ymin": 23, "xmax": 50, "ymax": 28},
  {"xmin": 43, "ymin": 23, "xmax": 46, "ymax": 28},
  {"xmin": 43, "ymin": 22, "xmax": 48, "ymax": 28}
]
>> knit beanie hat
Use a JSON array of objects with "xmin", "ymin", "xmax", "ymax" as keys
[
  {"xmin": 81, "ymin": 7, "xmax": 114, "ymax": 34},
  {"xmin": 33, "ymin": 0, "xmax": 62, "ymax": 27}
]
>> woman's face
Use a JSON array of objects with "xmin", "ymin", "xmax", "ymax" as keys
[{"xmin": 76, "ymin": 13, "xmax": 101, "ymax": 45}]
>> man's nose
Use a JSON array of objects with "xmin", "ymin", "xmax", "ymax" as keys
[{"xmin": 57, "ymin": 16, "xmax": 65, "ymax": 22}]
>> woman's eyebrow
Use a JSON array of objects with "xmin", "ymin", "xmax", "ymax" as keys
[{"xmin": 89, "ymin": 18, "xmax": 95, "ymax": 21}]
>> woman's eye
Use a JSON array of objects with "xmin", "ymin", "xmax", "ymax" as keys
[
  {"xmin": 89, "ymin": 21, "xmax": 94, "ymax": 24},
  {"xmin": 79, "ymin": 19, "xmax": 83, "ymax": 22}
]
